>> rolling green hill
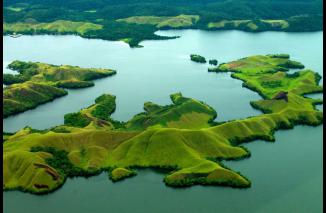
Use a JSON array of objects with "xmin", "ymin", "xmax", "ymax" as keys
[
  {"xmin": 125, "ymin": 92, "xmax": 217, "ymax": 130},
  {"xmin": 3, "ymin": 20, "xmax": 103, "ymax": 35},
  {"xmin": 3, "ymin": 82, "xmax": 68, "ymax": 118},
  {"xmin": 3, "ymin": 61, "xmax": 116, "ymax": 117},
  {"xmin": 3, "ymin": 54, "xmax": 323, "ymax": 194},
  {"xmin": 117, "ymin": 15, "xmax": 200, "ymax": 29}
]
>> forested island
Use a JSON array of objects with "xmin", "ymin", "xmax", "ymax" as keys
[
  {"xmin": 3, "ymin": 0, "xmax": 323, "ymax": 47},
  {"xmin": 190, "ymin": 54, "xmax": 206, "ymax": 63},
  {"xmin": 3, "ymin": 61, "xmax": 116, "ymax": 117},
  {"xmin": 3, "ymin": 54, "xmax": 323, "ymax": 194}
]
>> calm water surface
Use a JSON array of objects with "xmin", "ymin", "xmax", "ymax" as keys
[{"xmin": 3, "ymin": 30, "xmax": 323, "ymax": 213}]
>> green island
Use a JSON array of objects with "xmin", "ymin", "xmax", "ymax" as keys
[
  {"xmin": 3, "ymin": 60, "xmax": 116, "ymax": 117},
  {"xmin": 190, "ymin": 54, "xmax": 206, "ymax": 63},
  {"xmin": 3, "ymin": 0, "xmax": 322, "ymax": 47},
  {"xmin": 3, "ymin": 54, "xmax": 323, "ymax": 194}
]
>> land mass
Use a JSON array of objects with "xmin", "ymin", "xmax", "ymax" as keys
[
  {"xmin": 190, "ymin": 54, "xmax": 207, "ymax": 63},
  {"xmin": 3, "ymin": 54, "xmax": 323, "ymax": 194},
  {"xmin": 3, "ymin": 60, "xmax": 116, "ymax": 117},
  {"xmin": 3, "ymin": 0, "xmax": 323, "ymax": 47}
]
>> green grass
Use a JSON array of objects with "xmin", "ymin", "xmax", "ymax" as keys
[
  {"xmin": 3, "ymin": 20, "xmax": 103, "ymax": 35},
  {"xmin": 125, "ymin": 92, "xmax": 217, "ymax": 130},
  {"xmin": 4, "ymin": 96, "xmax": 322, "ymax": 192},
  {"xmin": 233, "ymin": 70, "xmax": 323, "ymax": 99},
  {"xmin": 3, "ymin": 60, "xmax": 116, "ymax": 117},
  {"xmin": 209, "ymin": 54, "xmax": 304, "ymax": 74},
  {"xmin": 3, "ymin": 54, "xmax": 323, "ymax": 194},
  {"xmin": 3, "ymin": 82, "xmax": 68, "ymax": 118},
  {"xmin": 56, "ymin": 80, "xmax": 94, "ymax": 89},
  {"xmin": 109, "ymin": 167, "xmax": 137, "ymax": 182},
  {"xmin": 207, "ymin": 19, "xmax": 290, "ymax": 32},
  {"xmin": 208, "ymin": 54, "xmax": 321, "ymax": 100},
  {"xmin": 117, "ymin": 14, "xmax": 200, "ymax": 29}
]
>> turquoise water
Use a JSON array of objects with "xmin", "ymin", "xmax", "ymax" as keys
[
  {"xmin": 3, "ymin": 30, "xmax": 323, "ymax": 213},
  {"xmin": 3, "ymin": 30, "xmax": 323, "ymax": 132}
]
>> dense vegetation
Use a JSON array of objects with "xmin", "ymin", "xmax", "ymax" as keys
[
  {"xmin": 3, "ymin": 54, "xmax": 323, "ymax": 194},
  {"xmin": 3, "ymin": 0, "xmax": 323, "ymax": 47},
  {"xmin": 190, "ymin": 54, "xmax": 206, "ymax": 63},
  {"xmin": 56, "ymin": 80, "xmax": 94, "ymax": 88},
  {"xmin": 30, "ymin": 146, "xmax": 82, "ymax": 177},
  {"xmin": 3, "ymin": 60, "xmax": 116, "ymax": 117},
  {"xmin": 63, "ymin": 93, "xmax": 123, "ymax": 129},
  {"xmin": 91, "ymin": 94, "xmax": 117, "ymax": 120},
  {"xmin": 209, "ymin": 59, "xmax": 218, "ymax": 66},
  {"xmin": 64, "ymin": 112, "xmax": 91, "ymax": 128}
]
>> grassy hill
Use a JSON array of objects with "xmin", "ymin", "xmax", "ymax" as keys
[
  {"xmin": 125, "ymin": 92, "xmax": 217, "ymax": 130},
  {"xmin": 3, "ymin": 20, "xmax": 103, "ymax": 35},
  {"xmin": 3, "ymin": 54, "xmax": 323, "ymax": 194},
  {"xmin": 3, "ymin": 82, "xmax": 68, "ymax": 118},
  {"xmin": 117, "ymin": 15, "xmax": 200, "ymax": 29},
  {"xmin": 3, "ymin": 60, "xmax": 116, "ymax": 117},
  {"xmin": 207, "ymin": 19, "xmax": 290, "ymax": 31}
]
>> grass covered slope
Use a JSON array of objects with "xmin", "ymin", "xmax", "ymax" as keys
[
  {"xmin": 3, "ymin": 93, "xmax": 322, "ymax": 193},
  {"xmin": 208, "ymin": 54, "xmax": 322, "ymax": 99},
  {"xmin": 3, "ymin": 60, "xmax": 116, "ymax": 117},
  {"xmin": 125, "ymin": 93, "xmax": 217, "ymax": 130},
  {"xmin": 207, "ymin": 19, "xmax": 294, "ymax": 32},
  {"xmin": 208, "ymin": 54, "xmax": 304, "ymax": 74},
  {"xmin": 208, "ymin": 54, "xmax": 323, "ymax": 127},
  {"xmin": 5, "ymin": 60, "xmax": 116, "ymax": 87},
  {"xmin": 3, "ymin": 82, "xmax": 67, "ymax": 118},
  {"xmin": 3, "ymin": 20, "xmax": 103, "ymax": 35},
  {"xmin": 117, "ymin": 15, "xmax": 200, "ymax": 29},
  {"xmin": 233, "ymin": 70, "xmax": 323, "ymax": 99},
  {"xmin": 109, "ymin": 167, "xmax": 136, "ymax": 182},
  {"xmin": 3, "ymin": 55, "xmax": 323, "ymax": 194},
  {"xmin": 64, "ymin": 94, "xmax": 122, "ymax": 129}
]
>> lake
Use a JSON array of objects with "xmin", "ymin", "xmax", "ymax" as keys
[{"xmin": 3, "ymin": 29, "xmax": 323, "ymax": 213}]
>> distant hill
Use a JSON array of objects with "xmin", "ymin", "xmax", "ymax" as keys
[{"xmin": 3, "ymin": 0, "xmax": 323, "ymax": 46}]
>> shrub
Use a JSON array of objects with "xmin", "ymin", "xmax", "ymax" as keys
[
  {"xmin": 209, "ymin": 59, "xmax": 218, "ymax": 66},
  {"xmin": 64, "ymin": 112, "xmax": 91, "ymax": 127}
]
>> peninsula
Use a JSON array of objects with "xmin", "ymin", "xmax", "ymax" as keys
[{"xmin": 3, "ymin": 60, "xmax": 116, "ymax": 117}]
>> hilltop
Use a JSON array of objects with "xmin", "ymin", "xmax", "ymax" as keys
[{"xmin": 3, "ymin": 0, "xmax": 323, "ymax": 47}]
